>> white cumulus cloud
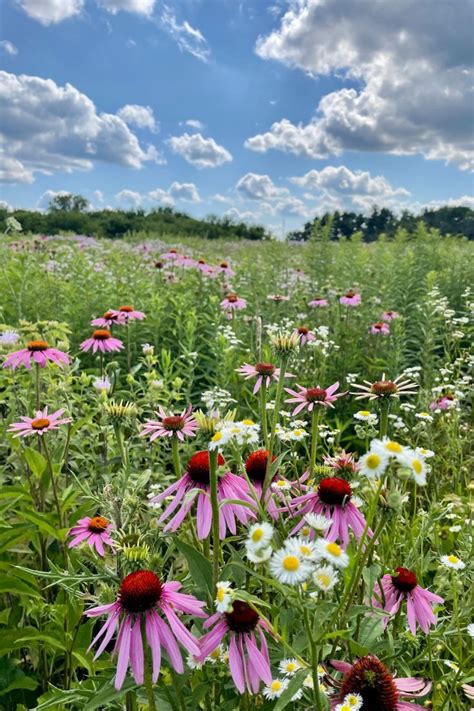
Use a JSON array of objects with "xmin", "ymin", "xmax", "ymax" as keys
[
  {"xmin": 291, "ymin": 166, "xmax": 409, "ymax": 199},
  {"xmin": 168, "ymin": 181, "xmax": 201, "ymax": 202},
  {"xmin": 97, "ymin": 0, "xmax": 156, "ymax": 15},
  {"xmin": 115, "ymin": 189, "xmax": 143, "ymax": 207},
  {"xmin": 0, "ymin": 40, "xmax": 18, "ymax": 56},
  {"xmin": 0, "ymin": 71, "xmax": 160, "ymax": 183},
  {"xmin": 117, "ymin": 104, "xmax": 157, "ymax": 132},
  {"xmin": 236, "ymin": 172, "xmax": 288, "ymax": 200},
  {"xmin": 251, "ymin": 0, "xmax": 474, "ymax": 170},
  {"xmin": 168, "ymin": 132, "xmax": 232, "ymax": 168},
  {"xmin": 17, "ymin": 0, "xmax": 84, "ymax": 25}
]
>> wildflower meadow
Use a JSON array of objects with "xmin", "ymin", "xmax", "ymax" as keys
[{"xmin": 0, "ymin": 230, "xmax": 472, "ymax": 711}]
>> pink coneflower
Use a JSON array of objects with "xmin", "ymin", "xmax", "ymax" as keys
[
  {"xmin": 370, "ymin": 321, "xmax": 390, "ymax": 335},
  {"xmin": 381, "ymin": 310, "xmax": 399, "ymax": 321},
  {"xmin": 80, "ymin": 329, "xmax": 124, "ymax": 354},
  {"xmin": 149, "ymin": 451, "xmax": 255, "ymax": 539},
  {"xmin": 285, "ymin": 382, "xmax": 344, "ymax": 415},
  {"xmin": 245, "ymin": 449, "xmax": 279, "ymax": 518},
  {"xmin": 330, "ymin": 655, "xmax": 432, "ymax": 709},
  {"xmin": 3, "ymin": 340, "xmax": 70, "ymax": 370},
  {"xmin": 339, "ymin": 290, "xmax": 361, "ymax": 307},
  {"xmin": 267, "ymin": 294, "xmax": 290, "ymax": 302},
  {"xmin": 308, "ymin": 297, "xmax": 329, "ymax": 308},
  {"xmin": 196, "ymin": 259, "xmax": 216, "ymax": 277},
  {"xmin": 289, "ymin": 477, "xmax": 370, "ymax": 547},
  {"xmin": 236, "ymin": 362, "xmax": 293, "ymax": 394},
  {"xmin": 68, "ymin": 516, "xmax": 115, "ymax": 556},
  {"xmin": 114, "ymin": 305, "xmax": 145, "ymax": 322},
  {"xmin": 199, "ymin": 600, "xmax": 272, "ymax": 694},
  {"xmin": 161, "ymin": 248, "xmax": 180, "ymax": 260},
  {"xmin": 140, "ymin": 405, "xmax": 197, "ymax": 442},
  {"xmin": 91, "ymin": 310, "xmax": 126, "ymax": 328},
  {"xmin": 217, "ymin": 261, "xmax": 235, "ymax": 278},
  {"xmin": 221, "ymin": 293, "xmax": 247, "ymax": 316},
  {"xmin": 429, "ymin": 395, "xmax": 455, "ymax": 411},
  {"xmin": 323, "ymin": 451, "xmax": 359, "ymax": 477},
  {"xmin": 293, "ymin": 326, "xmax": 316, "ymax": 345},
  {"xmin": 373, "ymin": 567, "xmax": 444, "ymax": 634},
  {"xmin": 352, "ymin": 373, "xmax": 418, "ymax": 401},
  {"xmin": 8, "ymin": 407, "xmax": 72, "ymax": 438},
  {"xmin": 85, "ymin": 570, "xmax": 206, "ymax": 690}
]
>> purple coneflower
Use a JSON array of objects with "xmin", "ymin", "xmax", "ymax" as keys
[
  {"xmin": 308, "ymin": 297, "xmax": 329, "ymax": 308},
  {"xmin": 91, "ymin": 310, "xmax": 126, "ymax": 327},
  {"xmin": 114, "ymin": 305, "xmax": 145, "ymax": 322},
  {"xmin": 8, "ymin": 407, "xmax": 72, "ymax": 438},
  {"xmin": 330, "ymin": 655, "xmax": 432, "ymax": 710},
  {"xmin": 352, "ymin": 373, "xmax": 418, "ymax": 401},
  {"xmin": 267, "ymin": 294, "xmax": 290, "ymax": 302},
  {"xmin": 293, "ymin": 326, "xmax": 316, "ymax": 345},
  {"xmin": 285, "ymin": 382, "xmax": 344, "ymax": 415},
  {"xmin": 369, "ymin": 321, "xmax": 390, "ymax": 335},
  {"xmin": 85, "ymin": 570, "xmax": 206, "ymax": 689},
  {"xmin": 339, "ymin": 290, "xmax": 361, "ymax": 307},
  {"xmin": 3, "ymin": 340, "xmax": 70, "ymax": 369},
  {"xmin": 149, "ymin": 451, "xmax": 255, "ymax": 539},
  {"xmin": 373, "ymin": 567, "xmax": 443, "ymax": 634},
  {"xmin": 381, "ymin": 310, "xmax": 399, "ymax": 321},
  {"xmin": 323, "ymin": 451, "xmax": 359, "ymax": 477},
  {"xmin": 80, "ymin": 329, "xmax": 124, "ymax": 354},
  {"xmin": 221, "ymin": 293, "xmax": 247, "ymax": 316},
  {"xmin": 429, "ymin": 395, "xmax": 455, "ymax": 411},
  {"xmin": 199, "ymin": 600, "xmax": 272, "ymax": 694},
  {"xmin": 289, "ymin": 477, "xmax": 370, "ymax": 547},
  {"xmin": 236, "ymin": 362, "xmax": 293, "ymax": 394},
  {"xmin": 140, "ymin": 405, "xmax": 197, "ymax": 442},
  {"xmin": 217, "ymin": 261, "xmax": 235, "ymax": 278},
  {"xmin": 68, "ymin": 516, "xmax": 115, "ymax": 556}
]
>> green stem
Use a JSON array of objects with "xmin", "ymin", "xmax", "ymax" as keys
[
  {"xmin": 262, "ymin": 356, "xmax": 289, "ymax": 497},
  {"xmin": 379, "ymin": 400, "xmax": 390, "ymax": 438},
  {"xmin": 259, "ymin": 384, "xmax": 269, "ymax": 448},
  {"xmin": 35, "ymin": 363, "xmax": 41, "ymax": 409},
  {"xmin": 126, "ymin": 322, "xmax": 132, "ymax": 372},
  {"xmin": 309, "ymin": 408, "xmax": 320, "ymax": 476},
  {"xmin": 171, "ymin": 437, "xmax": 181, "ymax": 478},
  {"xmin": 142, "ymin": 620, "xmax": 158, "ymax": 711},
  {"xmin": 209, "ymin": 448, "xmax": 220, "ymax": 593},
  {"xmin": 302, "ymin": 606, "xmax": 322, "ymax": 711}
]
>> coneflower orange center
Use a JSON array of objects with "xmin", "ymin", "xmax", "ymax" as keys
[
  {"xmin": 306, "ymin": 387, "xmax": 327, "ymax": 402},
  {"xmin": 298, "ymin": 326, "xmax": 309, "ymax": 335},
  {"xmin": 187, "ymin": 451, "xmax": 225, "ymax": 484},
  {"xmin": 344, "ymin": 290, "xmax": 356, "ymax": 298},
  {"xmin": 31, "ymin": 418, "xmax": 50, "ymax": 430},
  {"xmin": 88, "ymin": 516, "xmax": 109, "ymax": 533},
  {"xmin": 371, "ymin": 381, "xmax": 397, "ymax": 396},
  {"xmin": 245, "ymin": 449, "xmax": 276, "ymax": 482},
  {"xmin": 93, "ymin": 329, "xmax": 111, "ymax": 340},
  {"xmin": 162, "ymin": 415, "xmax": 185, "ymax": 431},
  {"xmin": 339, "ymin": 655, "xmax": 399, "ymax": 710},
  {"xmin": 119, "ymin": 570, "xmax": 162, "ymax": 613},
  {"xmin": 27, "ymin": 340, "xmax": 49, "ymax": 351},
  {"xmin": 103, "ymin": 310, "xmax": 117, "ymax": 319},
  {"xmin": 225, "ymin": 600, "xmax": 259, "ymax": 633},
  {"xmin": 318, "ymin": 477, "xmax": 352, "ymax": 506},
  {"xmin": 226, "ymin": 294, "xmax": 238, "ymax": 303},
  {"xmin": 255, "ymin": 362, "xmax": 276, "ymax": 376},
  {"xmin": 119, "ymin": 305, "xmax": 133, "ymax": 312},
  {"xmin": 391, "ymin": 566, "xmax": 418, "ymax": 592},
  {"xmin": 373, "ymin": 322, "xmax": 385, "ymax": 329},
  {"xmin": 220, "ymin": 262, "xmax": 229, "ymax": 268}
]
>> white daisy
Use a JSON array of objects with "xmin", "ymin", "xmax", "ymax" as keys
[
  {"xmin": 245, "ymin": 544, "xmax": 273, "ymax": 563},
  {"xmin": 289, "ymin": 428, "xmax": 308, "ymax": 441},
  {"xmin": 304, "ymin": 512, "xmax": 332, "ymax": 532},
  {"xmin": 354, "ymin": 410, "xmax": 378, "ymax": 423},
  {"xmin": 314, "ymin": 540, "xmax": 349, "ymax": 569},
  {"xmin": 286, "ymin": 537, "xmax": 318, "ymax": 562},
  {"xmin": 371, "ymin": 437, "xmax": 407, "ymax": 462},
  {"xmin": 415, "ymin": 446, "xmax": 435, "ymax": 458},
  {"xmin": 269, "ymin": 548, "xmax": 313, "ymax": 585},
  {"xmin": 272, "ymin": 479, "xmax": 292, "ymax": 493},
  {"xmin": 358, "ymin": 450, "xmax": 390, "ymax": 479},
  {"xmin": 263, "ymin": 678, "xmax": 289, "ymax": 700},
  {"xmin": 401, "ymin": 449, "xmax": 430, "ymax": 485},
  {"xmin": 208, "ymin": 429, "xmax": 232, "ymax": 451},
  {"xmin": 415, "ymin": 411, "xmax": 433, "ymax": 422},
  {"xmin": 440, "ymin": 554, "xmax": 465, "ymax": 570},
  {"xmin": 279, "ymin": 658, "xmax": 302, "ymax": 676},
  {"xmin": 313, "ymin": 565, "xmax": 339, "ymax": 592},
  {"xmin": 343, "ymin": 692, "xmax": 363, "ymax": 709},
  {"xmin": 215, "ymin": 581, "xmax": 233, "ymax": 612},
  {"xmin": 247, "ymin": 522, "xmax": 274, "ymax": 550}
]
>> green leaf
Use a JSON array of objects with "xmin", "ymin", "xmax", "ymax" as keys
[
  {"xmin": 24, "ymin": 447, "xmax": 47, "ymax": 477},
  {"xmin": 17, "ymin": 509, "xmax": 65, "ymax": 540},
  {"xmin": 174, "ymin": 539, "xmax": 213, "ymax": 595},
  {"xmin": 0, "ymin": 574, "xmax": 41, "ymax": 598}
]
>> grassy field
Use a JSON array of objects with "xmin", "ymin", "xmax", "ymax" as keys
[{"xmin": 0, "ymin": 231, "xmax": 472, "ymax": 710}]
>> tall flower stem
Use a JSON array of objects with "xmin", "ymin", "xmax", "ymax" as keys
[
  {"xmin": 35, "ymin": 363, "xmax": 41, "ymax": 409},
  {"xmin": 302, "ymin": 605, "xmax": 323, "ymax": 711},
  {"xmin": 171, "ymin": 437, "xmax": 181, "ymax": 478},
  {"xmin": 262, "ymin": 356, "xmax": 289, "ymax": 497},
  {"xmin": 126, "ymin": 323, "xmax": 132, "ymax": 372},
  {"xmin": 309, "ymin": 408, "xmax": 320, "ymax": 476},
  {"xmin": 209, "ymin": 448, "xmax": 220, "ymax": 592},
  {"xmin": 259, "ymin": 384, "xmax": 269, "ymax": 448},
  {"xmin": 99, "ymin": 351, "xmax": 104, "ymax": 379},
  {"xmin": 378, "ymin": 400, "xmax": 390, "ymax": 438}
]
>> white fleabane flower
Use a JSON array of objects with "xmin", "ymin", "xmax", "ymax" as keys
[
  {"xmin": 354, "ymin": 410, "xmax": 378, "ymax": 423},
  {"xmin": 245, "ymin": 545, "xmax": 273, "ymax": 563},
  {"xmin": 371, "ymin": 437, "xmax": 407, "ymax": 463},
  {"xmin": 304, "ymin": 512, "xmax": 332, "ymax": 532},
  {"xmin": 401, "ymin": 449, "xmax": 430, "ymax": 485},
  {"xmin": 440, "ymin": 554, "xmax": 465, "ymax": 570},
  {"xmin": 415, "ymin": 446, "xmax": 435, "ymax": 458},
  {"xmin": 208, "ymin": 429, "xmax": 232, "ymax": 451},
  {"xmin": 313, "ymin": 565, "xmax": 339, "ymax": 592},
  {"xmin": 269, "ymin": 548, "xmax": 313, "ymax": 585},
  {"xmin": 288, "ymin": 428, "xmax": 308, "ymax": 441},
  {"xmin": 272, "ymin": 479, "xmax": 291, "ymax": 493},
  {"xmin": 215, "ymin": 581, "xmax": 233, "ymax": 612},
  {"xmin": 314, "ymin": 540, "xmax": 349, "ymax": 569},
  {"xmin": 247, "ymin": 522, "xmax": 274, "ymax": 550},
  {"xmin": 343, "ymin": 692, "xmax": 363, "ymax": 709},
  {"xmin": 285, "ymin": 537, "xmax": 318, "ymax": 562},
  {"xmin": 263, "ymin": 678, "xmax": 289, "ymax": 700},
  {"xmin": 358, "ymin": 449, "xmax": 390, "ymax": 479},
  {"xmin": 279, "ymin": 658, "xmax": 302, "ymax": 676}
]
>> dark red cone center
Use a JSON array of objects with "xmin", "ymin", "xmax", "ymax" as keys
[
  {"xmin": 340, "ymin": 655, "xmax": 399, "ymax": 711},
  {"xmin": 27, "ymin": 340, "xmax": 49, "ymax": 351},
  {"xmin": 306, "ymin": 387, "xmax": 327, "ymax": 402},
  {"xmin": 245, "ymin": 449, "xmax": 276, "ymax": 482},
  {"xmin": 119, "ymin": 570, "xmax": 162, "ymax": 613},
  {"xmin": 371, "ymin": 381, "xmax": 397, "ymax": 396},
  {"xmin": 255, "ymin": 362, "xmax": 276, "ymax": 376},
  {"xmin": 298, "ymin": 326, "xmax": 309, "ymax": 335},
  {"xmin": 225, "ymin": 600, "xmax": 259, "ymax": 633},
  {"xmin": 162, "ymin": 416, "xmax": 185, "ymax": 431},
  {"xmin": 187, "ymin": 451, "xmax": 225, "ymax": 484},
  {"xmin": 318, "ymin": 477, "xmax": 352, "ymax": 506},
  {"xmin": 391, "ymin": 567, "xmax": 418, "ymax": 592},
  {"xmin": 93, "ymin": 329, "xmax": 111, "ymax": 340}
]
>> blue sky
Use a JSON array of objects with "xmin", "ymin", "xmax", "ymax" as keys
[{"xmin": 1, "ymin": 0, "xmax": 473, "ymax": 233}]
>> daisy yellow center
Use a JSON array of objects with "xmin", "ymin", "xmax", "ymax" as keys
[
  {"xmin": 242, "ymin": 419, "xmax": 255, "ymax": 426},
  {"xmin": 448, "ymin": 555, "xmax": 459, "ymax": 564},
  {"xmin": 252, "ymin": 528, "xmax": 264, "ymax": 543},
  {"xmin": 300, "ymin": 526, "xmax": 310, "ymax": 536},
  {"xmin": 211, "ymin": 432, "xmax": 223, "ymax": 442},
  {"xmin": 282, "ymin": 555, "xmax": 300, "ymax": 572},
  {"xmin": 346, "ymin": 696, "xmax": 360, "ymax": 706},
  {"xmin": 286, "ymin": 662, "xmax": 297, "ymax": 672},
  {"xmin": 326, "ymin": 542, "xmax": 342, "ymax": 557},
  {"xmin": 359, "ymin": 410, "xmax": 370, "ymax": 416},
  {"xmin": 217, "ymin": 588, "xmax": 227, "ymax": 602},
  {"xmin": 420, "ymin": 412, "xmax": 430, "ymax": 417},
  {"xmin": 31, "ymin": 418, "xmax": 50, "ymax": 430},
  {"xmin": 271, "ymin": 681, "xmax": 283, "ymax": 692},
  {"xmin": 385, "ymin": 441, "xmax": 403, "ymax": 453},
  {"xmin": 412, "ymin": 459, "xmax": 423, "ymax": 474},
  {"xmin": 300, "ymin": 545, "xmax": 311, "ymax": 556},
  {"xmin": 275, "ymin": 480, "xmax": 287, "ymax": 488},
  {"xmin": 366, "ymin": 454, "xmax": 381, "ymax": 468},
  {"xmin": 293, "ymin": 429, "xmax": 303, "ymax": 436},
  {"xmin": 316, "ymin": 573, "xmax": 331, "ymax": 587},
  {"xmin": 341, "ymin": 705, "xmax": 351, "ymax": 711},
  {"xmin": 209, "ymin": 649, "xmax": 220, "ymax": 660}
]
